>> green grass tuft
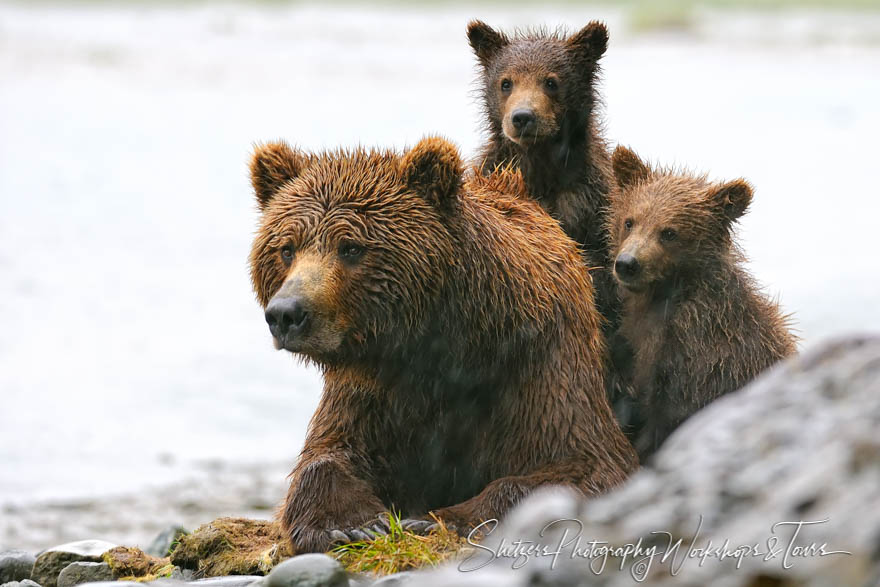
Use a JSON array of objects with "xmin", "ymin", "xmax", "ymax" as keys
[{"xmin": 330, "ymin": 513, "xmax": 469, "ymax": 576}]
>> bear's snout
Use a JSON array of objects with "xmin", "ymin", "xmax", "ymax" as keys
[
  {"xmin": 511, "ymin": 109, "xmax": 536, "ymax": 132},
  {"xmin": 614, "ymin": 253, "xmax": 641, "ymax": 281},
  {"xmin": 265, "ymin": 296, "xmax": 311, "ymax": 344}
]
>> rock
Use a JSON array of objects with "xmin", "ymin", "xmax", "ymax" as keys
[
  {"xmin": 31, "ymin": 541, "xmax": 116, "ymax": 587},
  {"xmin": 169, "ymin": 567, "xmax": 194, "ymax": 581},
  {"xmin": 417, "ymin": 335, "xmax": 880, "ymax": 586},
  {"xmin": 146, "ymin": 526, "xmax": 189, "ymax": 558},
  {"xmin": 346, "ymin": 575, "xmax": 372, "ymax": 587},
  {"xmin": 395, "ymin": 568, "xmax": 515, "ymax": 587},
  {"xmin": 264, "ymin": 554, "xmax": 347, "ymax": 587},
  {"xmin": 56, "ymin": 562, "xmax": 114, "ymax": 587},
  {"xmin": 0, "ymin": 551, "xmax": 36, "ymax": 583},
  {"xmin": 0, "ymin": 580, "xmax": 43, "ymax": 587},
  {"xmin": 187, "ymin": 577, "xmax": 263, "ymax": 587},
  {"xmin": 369, "ymin": 572, "xmax": 413, "ymax": 586},
  {"xmin": 171, "ymin": 518, "xmax": 293, "ymax": 577}
]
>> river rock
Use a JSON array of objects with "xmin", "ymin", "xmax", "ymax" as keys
[
  {"xmin": 31, "ymin": 541, "xmax": 116, "ymax": 587},
  {"xmin": 369, "ymin": 572, "xmax": 413, "ymax": 586},
  {"xmin": 57, "ymin": 562, "xmax": 114, "ymax": 587},
  {"xmin": 188, "ymin": 577, "xmax": 263, "ymax": 587},
  {"xmin": 169, "ymin": 568, "xmax": 194, "ymax": 581},
  {"xmin": 0, "ymin": 551, "xmax": 36, "ymax": 583},
  {"xmin": 0, "ymin": 581, "xmax": 42, "ymax": 587},
  {"xmin": 264, "ymin": 554, "xmax": 347, "ymax": 587},
  {"xmin": 146, "ymin": 526, "xmax": 189, "ymax": 558},
  {"xmin": 416, "ymin": 335, "xmax": 880, "ymax": 586}
]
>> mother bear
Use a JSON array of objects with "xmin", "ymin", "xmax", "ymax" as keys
[{"xmin": 248, "ymin": 136, "xmax": 637, "ymax": 552}]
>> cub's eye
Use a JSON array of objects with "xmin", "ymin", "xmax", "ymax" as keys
[
  {"xmin": 500, "ymin": 79, "xmax": 512, "ymax": 92},
  {"xmin": 624, "ymin": 219, "xmax": 634, "ymax": 231},
  {"xmin": 339, "ymin": 242, "xmax": 365, "ymax": 261},
  {"xmin": 544, "ymin": 78, "xmax": 558, "ymax": 92},
  {"xmin": 280, "ymin": 245, "xmax": 295, "ymax": 264},
  {"xmin": 660, "ymin": 229, "xmax": 678, "ymax": 242}
]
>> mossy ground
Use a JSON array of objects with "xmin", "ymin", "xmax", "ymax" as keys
[
  {"xmin": 103, "ymin": 546, "xmax": 175, "ymax": 582},
  {"xmin": 159, "ymin": 515, "xmax": 468, "ymax": 578},
  {"xmin": 170, "ymin": 518, "xmax": 294, "ymax": 577}
]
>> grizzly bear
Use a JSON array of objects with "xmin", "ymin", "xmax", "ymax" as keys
[
  {"xmin": 609, "ymin": 146, "xmax": 798, "ymax": 460},
  {"xmin": 466, "ymin": 20, "xmax": 620, "ymax": 335},
  {"xmin": 248, "ymin": 136, "xmax": 638, "ymax": 553}
]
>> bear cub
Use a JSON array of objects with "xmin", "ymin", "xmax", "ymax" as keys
[
  {"xmin": 609, "ymin": 146, "xmax": 797, "ymax": 460},
  {"xmin": 249, "ymin": 137, "xmax": 638, "ymax": 553},
  {"xmin": 467, "ymin": 20, "xmax": 620, "ymax": 332}
]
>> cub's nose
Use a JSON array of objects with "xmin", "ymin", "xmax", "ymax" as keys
[
  {"xmin": 614, "ymin": 253, "xmax": 641, "ymax": 280},
  {"xmin": 511, "ymin": 109, "xmax": 536, "ymax": 131},
  {"xmin": 265, "ymin": 296, "xmax": 310, "ymax": 341}
]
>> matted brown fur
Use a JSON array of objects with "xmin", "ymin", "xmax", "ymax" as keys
[
  {"xmin": 248, "ymin": 136, "xmax": 638, "ymax": 553},
  {"xmin": 609, "ymin": 146, "xmax": 798, "ymax": 460},
  {"xmin": 466, "ymin": 21, "xmax": 620, "ymax": 335}
]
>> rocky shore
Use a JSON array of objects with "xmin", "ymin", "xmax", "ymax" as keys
[{"xmin": 3, "ymin": 335, "xmax": 879, "ymax": 587}]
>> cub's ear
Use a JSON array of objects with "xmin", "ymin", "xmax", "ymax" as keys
[
  {"xmin": 709, "ymin": 179, "xmax": 753, "ymax": 224},
  {"xmin": 467, "ymin": 20, "xmax": 508, "ymax": 68},
  {"xmin": 249, "ymin": 141, "xmax": 308, "ymax": 211},
  {"xmin": 401, "ymin": 136, "xmax": 463, "ymax": 210},
  {"xmin": 612, "ymin": 145, "xmax": 650, "ymax": 190},
  {"xmin": 567, "ymin": 21, "xmax": 608, "ymax": 63}
]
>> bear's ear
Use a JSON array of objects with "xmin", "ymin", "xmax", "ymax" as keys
[
  {"xmin": 709, "ymin": 179, "xmax": 753, "ymax": 224},
  {"xmin": 567, "ymin": 21, "xmax": 608, "ymax": 64},
  {"xmin": 249, "ymin": 141, "xmax": 308, "ymax": 211},
  {"xmin": 467, "ymin": 20, "xmax": 508, "ymax": 68},
  {"xmin": 612, "ymin": 145, "xmax": 651, "ymax": 190},
  {"xmin": 401, "ymin": 136, "xmax": 463, "ymax": 210}
]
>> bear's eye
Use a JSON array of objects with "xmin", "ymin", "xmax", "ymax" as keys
[
  {"xmin": 660, "ymin": 229, "xmax": 678, "ymax": 242},
  {"xmin": 339, "ymin": 242, "xmax": 365, "ymax": 262},
  {"xmin": 280, "ymin": 245, "xmax": 295, "ymax": 264},
  {"xmin": 624, "ymin": 219, "xmax": 634, "ymax": 231},
  {"xmin": 544, "ymin": 78, "xmax": 558, "ymax": 92},
  {"xmin": 500, "ymin": 79, "xmax": 513, "ymax": 92}
]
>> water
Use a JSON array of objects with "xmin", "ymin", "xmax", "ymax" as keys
[{"xmin": 1, "ymin": 2, "xmax": 878, "ymax": 551}]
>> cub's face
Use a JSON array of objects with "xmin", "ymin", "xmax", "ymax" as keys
[
  {"xmin": 248, "ymin": 138, "xmax": 462, "ymax": 363},
  {"xmin": 609, "ymin": 146, "xmax": 754, "ymax": 294},
  {"xmin": 467, "ymin": 21, "xmax": 608, "ymax": 146}
]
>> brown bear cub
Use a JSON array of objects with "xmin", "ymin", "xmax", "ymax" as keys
[
  {"xmin": 248, "ymin": 137, "xmax": 638, "ymax": 553},
  {"xmin": 609, "ymin": 146, "xmax": 797, "ymax": 460},
  {"xmin": 467, "ymin": 20, "xmax": 619, "ymax": 333}
]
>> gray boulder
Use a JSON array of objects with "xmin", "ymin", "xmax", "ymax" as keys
[
  {"xmin": 56, "ymin": 563, "xmax": 114, "ymax": 587},
  {"xmin": 0, "ymin": 551, "xmax": 36, "ymax": 583},
  {"xmin": 264, "ymin": 554, "xmax": 347, "ymax": 587},
  {"xmin": 188, "ymin": 577, "xmax": 263, "ymax": 587},
  {"xmin": 145, "ymin": 526, "xmax": 188, "ymax": 558},
  {"xmin": 31, "ymin": 541, "xmax": 116, "ymax": 587},
  {"xmin": 416, "ymin": 335, "xmax": 880, "ymax": 586},
  {"xmin": 369, "ymin": 573, "xmax": 413, "ymax": 586},
  {"xmin": 1, "ymin": 580, "xmax": 42, "ymax": 587}
]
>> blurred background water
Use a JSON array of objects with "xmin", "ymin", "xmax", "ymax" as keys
[{"xmin": 1, "ymin": 0, "xmax": 879, "ymax": 551}]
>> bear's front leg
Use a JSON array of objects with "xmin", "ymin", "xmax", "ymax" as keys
[{"xmin": 281, "ymin": 453, "xmax": 387, "ymax": 553}]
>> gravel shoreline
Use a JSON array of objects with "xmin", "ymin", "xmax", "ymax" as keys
[{"xmin": 1, "ymin": 462, "xmax": 288, "ymax": 553}]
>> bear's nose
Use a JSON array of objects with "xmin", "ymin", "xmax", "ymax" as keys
[
  {"xmin": 511, "ymin": 109, "xmax": 536, "ymax": 130},
  {"xmin": 614, "ymin": 254, "xmax": 641, "ymax": 280},
  {"xmin": 265, "ymin": 296, "xmax": 310, "ymax": 341}
]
